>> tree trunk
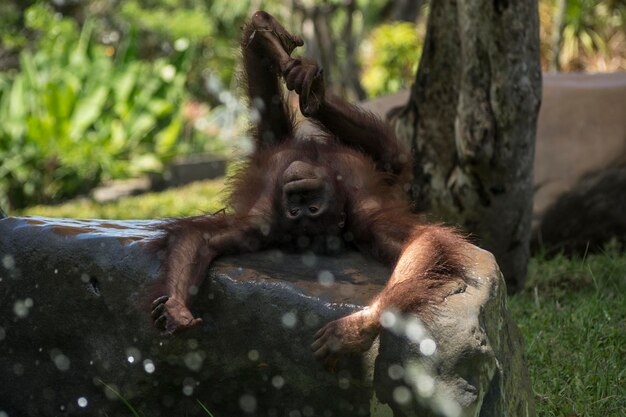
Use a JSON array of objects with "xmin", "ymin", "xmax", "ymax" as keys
[{"xmin": 394, "ymin": 0, "xmax": 542, "ymax": 292}]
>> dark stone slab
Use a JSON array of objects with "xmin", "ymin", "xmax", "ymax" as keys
[{"xmin": 0, "ymin": 217, "xmax": 534, "ymax": 417}]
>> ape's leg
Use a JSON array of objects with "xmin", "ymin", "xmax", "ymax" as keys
[
  {"xmin": 151, "ymin": 216, "xmax": 264, "ymax": 334},
  {"xmin": 242, "ymin": 11, "xmax": 302, "ymax": 147},
  {"xmin": 252, "ymin": 12, "xmax": 410, "ymax": 177},
  {"xmin": 311, "ymin": 223, "xmax": 467, "ymax": 367}
]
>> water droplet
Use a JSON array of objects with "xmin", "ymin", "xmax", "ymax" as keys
[
  {"xmin": 184, "ymin": 351, "xmax": 204, "ymax": 372},
  {"xmin": 439, "ymin": 398, "xmax": 462, "ymax": 417},
  {"xmin": 301, "ymin": 251, "xmax": 317, "ymax": 267},
  {"xmin": 419, "ymin": 338, "xmax": 436, "ymax": 356},
  {"xmin": 182, "ymin": 377, "xmax": 196, "ymax": 396},
  {"xmin": 271, "ymin": 375, "xmax": 284, "ymax": 389},
  {"xmin": 281, "ymin": 312, "xmax": 297, "ymax": 328},
  {"xmin": 103, "ymin": 383, "xmax": 120, "ymax": 400},
  {"xmin": 77, "ymin": 397, "xmax": 88, "ymax": 408},
  {"xmin": 50, "ymin": 350, "xmax": 70, "ymax": 371},
  {"xmin": 188, "ymin": 285, "xmax": 199, "ymax": 295},
  {"xmin": 2, "ymin": 255, "xmax": 15, "ymax": 269},
  {"xmin": 13, "ymin": 299, "xmax": 31, "ymax": 318},
  {"xmin": 248, "ymin": 350, "xmax": 259, "ymax": 361},
  {"xmin": 80, "ymin": 273, "xmax": 90, "ymax": 283},
  {"xmin": 388, "ymin": 364, "xmax": 405, "ymax": 380},
  {"xmin": 392, "ymin": 386, "xmax": 412, "ymax": 405},
  {"xmin": 380, "ymin": 310, "xmax": 397, "ymax": 328},
  {"xmin": 415, "ymin": 374, "xmax": 435, "ymax": 398},
  {"xmin": 405, "ymin": 317, "xmax": 425, "ymax": 343},
  {"xmin": 239, "ymin": 394, "xmax": 257, "ymax": 413},
  {"xmin": 338, "ymin": 377, "xmax": 350, "ymax": 389},
  {"xmin": 125, "ymin": 347, "xmax": 141, "ymax": 364},
  {"xmin": 143, "ymin": 359, "xmax": 155, "ymax": 374},
  {"xmin": 13, "ymin": 363, "xmax": 24, "ymax": 376},
  {"xmin": 317, "ymin": 270, "xmax": 334, "ymax": 287}
]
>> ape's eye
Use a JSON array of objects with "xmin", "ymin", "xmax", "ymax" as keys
[
  {"xmin": 308, "ymin": 206, "xmax": 319, "ymax": 214},
  {"xmin": 289, "ymin": 208, "xmax": 300, "ymax": 216}
]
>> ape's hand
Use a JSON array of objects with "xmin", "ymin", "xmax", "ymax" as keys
[
  {"xmin": 151, "ymin": 295, "xmax": 202, "ymax": 335},
  {"xmin": 282, "ymin": 59, "xmax": 325, "ymax": 117},
  {"xmin": 248, "ymin": 11, "xmax": 324, "ymax": 116},
  {"xmin": 249, "ymin": 11, "xmax": 303, "ymax": 68}
]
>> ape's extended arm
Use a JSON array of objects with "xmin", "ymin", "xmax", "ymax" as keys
[{"xmin": 151, "ymin": 216, "xmax": 266, "ymax": 334}]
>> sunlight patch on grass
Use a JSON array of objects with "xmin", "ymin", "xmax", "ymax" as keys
[{"xmin": 18, "ymin": 178, "xmax": 228, "ymax": 220}]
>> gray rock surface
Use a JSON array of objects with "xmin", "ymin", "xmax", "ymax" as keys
[{"xmin": 0, "ymin": 217, "xmax": 534, "ymax": 417}]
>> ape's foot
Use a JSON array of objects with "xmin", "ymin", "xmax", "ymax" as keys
[
  {"xmin": 311, "ymin": 309, "xmax": 379, "ymax": 369},
  {"xmin": 151, "ymin": 295, "xmax": 203, "ymax": 335},
  {"xmin": 249, "ymin": 11, "xmax": 303, "ymax": 65}
]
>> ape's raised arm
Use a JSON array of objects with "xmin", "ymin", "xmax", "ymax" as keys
[{"xmin": 251, "ymin": 12, "xmax": 410, "ymax": 177}]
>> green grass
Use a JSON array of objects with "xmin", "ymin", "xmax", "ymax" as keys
[
  {"xmin": 16, "ymin": 180, "xmax": 626, "ymax": 416},
  {"xmin": 17, "ymin": 178, "xmax": 227, "ymax": 219},
  {"xmin": 510, "ymin": 245, "xmax": 626, "ymax": 417}
]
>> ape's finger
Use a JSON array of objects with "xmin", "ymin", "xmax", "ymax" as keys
[
  {"xmin": 313, "ymin": 344, "xmax": 329, "ymax": 360},
  {"xmin": 314, "ymin": 325, "xmax": 329, "ymax": 339},
  {"xmin": 154, "ymin": 315, "xmax": 167, "ymax": 330},
  {"xmin": 285, "ymin": 68, "xmax": 300, "ymax": 91},
  {"xmin": 281, "ymin": 59, "xmax": 301, "ymax": 77},
  {"xmin": 152, "ymin": 295, "xmax": 168, "ymax": 308},
  {"xmin": 311, "ymin": 334, "xmax": 327, "ymax": 352},
  {"xmin": 151, "ymin": 303, "xmax": 165, "ymax": 320}
]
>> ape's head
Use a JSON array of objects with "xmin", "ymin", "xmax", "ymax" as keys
[{"xmin": 280, "ymin": 160, "xmax": 346, "ymax": 237}]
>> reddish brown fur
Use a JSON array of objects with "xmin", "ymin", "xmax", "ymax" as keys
[{"xmin": 149, "ymin": 12, "xmax": 469, "ymax": 366}]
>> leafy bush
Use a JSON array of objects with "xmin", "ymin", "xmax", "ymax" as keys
[
  {"xmin": 0, "ymin": 4, "xmax": 189, "ymax": 209},
  {"xmin": 360, "ymin": 22, "xmax": 422, "ymax": 97}
]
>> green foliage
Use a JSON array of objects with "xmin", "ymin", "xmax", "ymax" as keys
[
  {"xmin": 360, "ymin": 22, "xmax": 421, "ymax": 97},
  {"xmin": 540, "ymin": 0, "xmax": 626, "ymax": 70},
  {"xmin": 116, "ymin": 0, "xmax": 255, "ymax": 97},
  {"xmin": 561, "ymin": 0, "xmax": 626, "ymax": 65},
  {"xmin": 0, "ymin": 4, "xmax": 189, "ymax": 209}
]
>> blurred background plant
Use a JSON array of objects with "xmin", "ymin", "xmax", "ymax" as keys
[
  {"xmin": 540, "ymin": 0, "xmax": 626, "ymax": 71},
  {"xmin": 0, "ymin": 0, "xmax": 624, "ymax": 211}
]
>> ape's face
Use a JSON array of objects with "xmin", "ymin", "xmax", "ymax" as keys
[{"xmin": 281, "ymin": 161, "xmax": 345, "ymax": 236}]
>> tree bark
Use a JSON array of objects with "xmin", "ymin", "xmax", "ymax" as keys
[{"xmin": 394, "ymin": 0, "xmax": 542, "ymax": 292}]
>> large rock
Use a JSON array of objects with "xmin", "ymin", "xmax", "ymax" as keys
[{"xmin": 0, "ymin": 217, "xmax": 534, "ymax": 417}]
